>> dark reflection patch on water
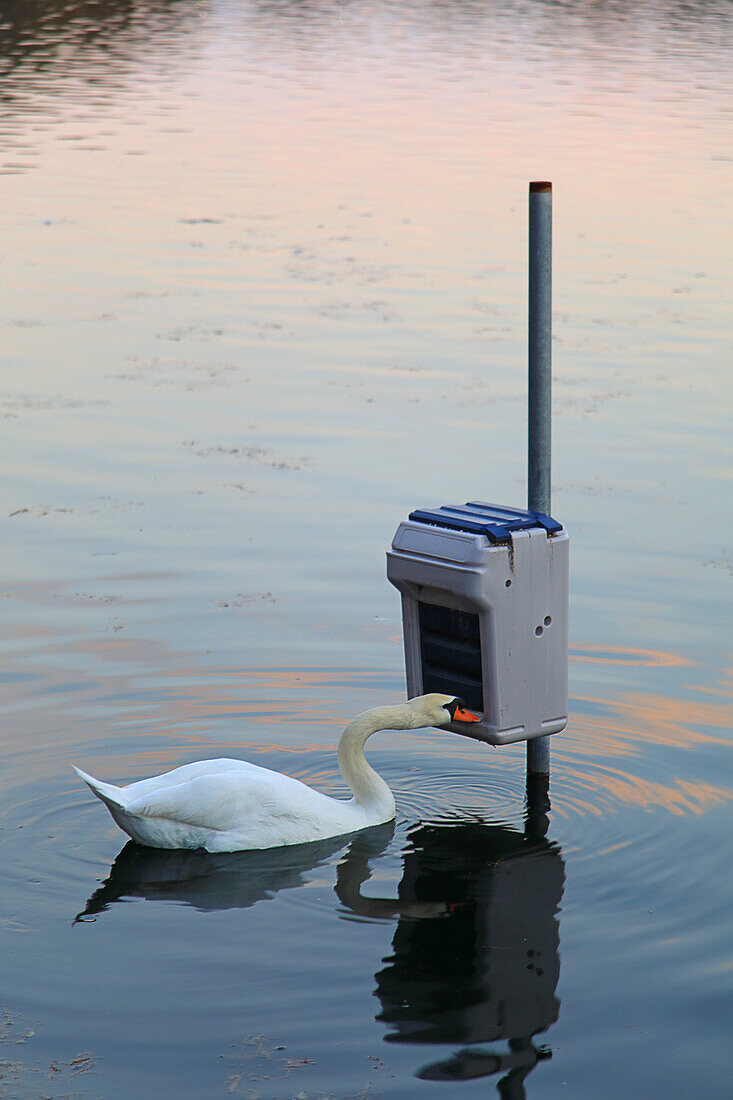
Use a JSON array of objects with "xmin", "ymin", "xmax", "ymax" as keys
[
  {"xmin": 70, "ymin": 813, "xmax": 564, "ymax": 1092},
  {"xmin": 343, "ymin": 816, "xmax": 563, "ymax": 1089},
  {"xmin": 74, "ymin": 831, "xmax": 368, "ymax": 921}
]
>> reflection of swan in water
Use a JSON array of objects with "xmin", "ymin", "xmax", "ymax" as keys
[
  {"xmin": 75, "ymin": 825, "xmax": 393, "ymax": 922},
  {"xmin": 334, "ymin": 823, "xmax": 450, "ymax": 921},
  {"xmin": 76, "ymin": 793, "xmax": 563, "ymax": 1096},
  {"xmin": 73, "ymin": 695, "xmax": 479, "ymax": 851},
  {"xmin": 337, "ymin": 805, "xmax": 564, "ymax": 1096}
]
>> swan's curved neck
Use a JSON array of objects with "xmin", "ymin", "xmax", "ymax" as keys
[{"xmin": 336, "ymin": 703, "xmax": 414, "ymax": 813}]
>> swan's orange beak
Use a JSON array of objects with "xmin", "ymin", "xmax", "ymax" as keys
[{"xmin": 452, "ymin": 705, "xmax": 481, "ymax": 723}]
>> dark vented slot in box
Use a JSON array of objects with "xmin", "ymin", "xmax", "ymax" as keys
[{"xmin": 418, "ymin": 602, "xmax": 484, "ymax": 712}]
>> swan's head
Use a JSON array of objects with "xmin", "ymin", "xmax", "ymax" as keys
[{"xmin": 407, "ymin": 693, "xmax": 481, "ymax": 730}]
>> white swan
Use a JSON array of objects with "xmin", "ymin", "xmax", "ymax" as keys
[{"xmin": 73, "ymin": 694, "xmax": 480, "ymax": 852}]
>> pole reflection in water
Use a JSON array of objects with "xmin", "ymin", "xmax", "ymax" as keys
[{"xmin": 337, "ymin": 782, "xmax": 564, "ymax": 1095}]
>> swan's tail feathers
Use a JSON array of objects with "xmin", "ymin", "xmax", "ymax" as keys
[{"xmin": 73, "ymin": 765, "xmax": 128, "ymax": 812}]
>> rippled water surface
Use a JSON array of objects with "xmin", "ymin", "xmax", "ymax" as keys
[{"xmin": 1, "ymin": 2, "xmax": 732, "ymax": 1097}]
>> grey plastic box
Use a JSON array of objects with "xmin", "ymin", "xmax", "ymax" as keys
[{"xmin": 387, "ymin": 502, "xmax": 569, "ymax": 745}]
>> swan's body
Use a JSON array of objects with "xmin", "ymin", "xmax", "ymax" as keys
[{"xmin": 73, "ymin": 694, "xmax": 479, "ymax": 852}]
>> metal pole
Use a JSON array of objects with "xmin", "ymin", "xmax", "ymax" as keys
[{"xmin": 527, "ymin": 181, "xmax": 552, "ymax": 777}]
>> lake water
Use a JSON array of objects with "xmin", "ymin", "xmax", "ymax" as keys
[{"xmin": 1, "ymin": 1, "xmax": 732, "ymax": 1097}]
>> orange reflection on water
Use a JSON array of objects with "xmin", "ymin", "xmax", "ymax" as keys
[
  {"xmin": 571, "ymin": 644, "xmax": 693, "ymax": 668},
  {"xmin": 570, "ymin": 685, "xmax": 732, "ymax": 758},
  {"xmin": 552, "ymin": 762, "xmax": 731, "ymax": 819},
  {"xmin": 686, "ymin": 667, "xmax": 733, "ymax": 700},
  {"xmin": 551, "ymin": 659, "xmax": 733, "ymax": 817}
]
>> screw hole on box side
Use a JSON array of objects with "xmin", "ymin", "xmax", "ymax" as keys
[
  {"xmin": 505, "ymin": 579, "xmax": 512, "ymax": 587},
  {"xmin": 544, "ymin": 615, "xmax": 552, "ymax": 626},
  {"xmin": 535, "ymin": 625, "xmax": 543, "ymax": 636}
]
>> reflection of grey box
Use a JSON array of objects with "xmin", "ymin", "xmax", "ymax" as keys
[
  {"xmin": 387, "ymin": 502, "xmax": 569, "ymax": 745},
  {"xmin": 375, "ymin": 822, "xmax": 563, "ymax": 1048}
]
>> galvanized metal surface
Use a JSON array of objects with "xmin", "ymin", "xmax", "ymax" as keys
[
  {"xmin": 528, "ymin": 181, "xmax": 553, "ymax": 517},
  {"xmin": 527, "ymin": 182, "xmax": 553, "ymax": 776}
]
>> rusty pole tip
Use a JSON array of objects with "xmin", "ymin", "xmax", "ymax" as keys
[{"xmin": 529, "ymin": 181, "xmax": 552, "ymax": 193}]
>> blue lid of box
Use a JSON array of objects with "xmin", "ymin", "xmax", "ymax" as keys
[{"xmin": 408, "ymin": 501, "xmax": 563, "ymax": 544}]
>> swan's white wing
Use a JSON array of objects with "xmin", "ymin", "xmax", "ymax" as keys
[
  {"xmin": 120, "ymin": 758, "xmax": 259, "ymax": 802},
  {"xmin": 124, "ymin": 767, "xmax": 325, "ymax": 833}
]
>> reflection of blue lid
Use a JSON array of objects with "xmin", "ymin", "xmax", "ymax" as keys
[{"xmin": 408, "ymin": 501, "xmax": 563, "ymax": 544}]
